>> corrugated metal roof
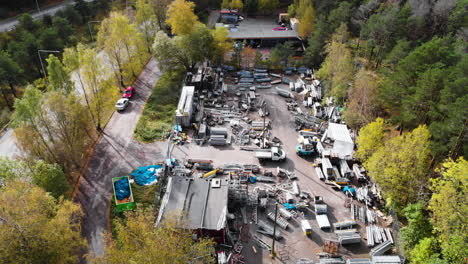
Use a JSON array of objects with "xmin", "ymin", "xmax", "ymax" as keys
[
  {"xmin": 156, "ymin": 177, "xmax": 229, "ymax": 230},
  {"xmin": 316, "ymin": 214, "xmax": 331, "ymax": 229}
]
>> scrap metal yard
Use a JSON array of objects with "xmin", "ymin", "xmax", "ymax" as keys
[{"xmin": 152, "ymin": 65, "xmax": 403, "ymax": 264}]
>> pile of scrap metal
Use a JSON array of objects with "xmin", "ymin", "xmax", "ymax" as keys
[
  {"xmin": 208, "ymin": 127, "xmax": 231, "ymax": 146},
  {"xmin": 366, "ymin": 225, "xmax": 393, "ymax": 247},
  {"xmin": 350, "ymin": 204, "xmax": 378, "ymax": 224}
]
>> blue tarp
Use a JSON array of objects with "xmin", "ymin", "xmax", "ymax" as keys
[
  {"xmin": 114, "ymin": 178, "xmax": 130, "ymax": 200},
  {"xmin": 130, "ymin": 165, "xmax": 162, "ymax": 186},
  {"xmin": 343, "ymin": 186, "xmax": 356, "ymax": 194},
  {"xmin": 283, "ymin": 203, "xmax": 297, "ymax": 210},
  {"xmin": 249, "ymin": 176, "xmax": 257, "ymax": 183}
]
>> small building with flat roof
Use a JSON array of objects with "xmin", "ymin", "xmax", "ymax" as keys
[{"xmin": 156, "ymin": 177, "xmax": 229, "ymax": 243}]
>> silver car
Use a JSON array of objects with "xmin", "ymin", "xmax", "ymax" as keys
[{"xmin": 115, "ymin": 98, "xmax": 129, "ymax": 111}]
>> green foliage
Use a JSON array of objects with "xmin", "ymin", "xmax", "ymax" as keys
[
  {"xmin": 166, "ymin": 0, "xmax": 201, "ymax": 36},
  {"xmin": 134, "ymin": 71, "xmax": 183, "ymax": 142},
  {"xmin": 410, "ymin": 237, "xmax": 445, "ymax": 264},
  {"xmin": 364, "ymin": 125, "xmax": 432, "ymax": 209},
  {"xmin": 401, "ymin": 202, "xmax": 433, "ymax": 252},
  {"xmin": 244, "ymin": 0, "xmax": 258, "ymax": 15},
  {"xmin": 0, "ymin": 51, "xmax": 22, "ymax": 109},
  {"xmin": 212, "ymin": 27, "xmax": 233, "ymax": 64},
  {"xmin": 258, "ymin": 0, "xmax": 279, "ymax": 15},
  {"xmin": 355, "ymin": 117, "xmax": 385, "ymax": 161},
  {"xmin": 344, "ymin": 69, "xmax": 381, "ymax": 129},
  {"xmin": 12, "ymin": 85, "xmax": 96, "ymax": 177},
  {"xmin": 360, "ymin": 4, "xmax": 410, "ymax": 66},
  {"xmin": 0, "ymin": 157, "xmax": 70, "ymax": 198},
  {"xmin": 91, "ymin": 207, "xmax": 215, "ymax": 263},
  {"xmin": 136, "ymin": 0, "xmax": 159, "ymax": 53},
  {"xmin": 46, "ymin": 54, "xmax": 73, "ymax": 93},
  {"xmin": 379, "ymin": 37, "xmax": 467, "ymax": 159},
  {"xmin": 316, "ymin": 24, "xmax": 354, "ymax": 102},
  {"xmin": 29, "ymin": 160, "xmax": 70, "ymax": 199},
  {"xmin": 0, "ymin": 180, "xmax": 86, "ymax": 264},
  {"xmin": 270, "ymin": 41, "xmax": 295, "ymax": 68},
  {"xmin": 383, "ymin": 39, "xmax": 411, "ymax": 67},
  {"xmin": 152, "ymin": 25, "xmax": 215, "ymax": 72},
  {"xmin": 298, "ymin": 6, "xmax": 315, "ymax": 39},
  {"xmin": 429, "ymin": 158, "xmax": 468, "ymax": 264}
]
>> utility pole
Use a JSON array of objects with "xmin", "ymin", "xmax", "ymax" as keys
[
  {"xmin": 271, "ymin": 202, "xmax": 278, "ymax": 259},
  {"xmin": 34, "ymin": 0, "xmax": 41, "ymax": 14},
  {"xmin": 38, "ymin": 49, "xmax": 61, "ymax": 81},
  {"xmin": 87, "ymin": 21, "xmax": 102, "ymax": 42},
  {"xmin": 262, "ymin": 102, "xmax": 266, "ymax": 148}
]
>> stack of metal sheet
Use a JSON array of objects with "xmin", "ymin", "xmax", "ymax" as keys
[
  {"xmin": 369, "ymin": 240, "xmax": 393, "ymax": 256},
  {"xmin": 267, "ymin": 212, "xmax": 289, "ymax": 230},
  {"xmin": 338, "ymin": 232, "xmax": 361, "ymax": 245}
]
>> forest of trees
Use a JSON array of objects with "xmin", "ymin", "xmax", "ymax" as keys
[{"xmin": 300, "ymin": 0, "xmax": 466, "ymax": 263}]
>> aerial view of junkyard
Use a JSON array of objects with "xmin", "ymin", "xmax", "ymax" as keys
[{"xmin": 0, "ymin": 0, "xmax": 466, "ymax": 264}]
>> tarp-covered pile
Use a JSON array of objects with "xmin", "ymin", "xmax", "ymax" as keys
[
  {"xmin": 131, "ymin": 165, "xmax": 162, "ymax": 185},
  {"xmin": 114, "ymin": 178, "xmax": 131, "ymax": 200}
]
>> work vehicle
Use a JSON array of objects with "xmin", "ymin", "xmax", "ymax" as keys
[
  {"xmin": 115, "ymin": 98, "xmax": 129, "ymax": 111},
  {"xmin": 301, "ymin": 220, "xmax": 312, "ymax": 236},
  {"xmin": 123, "ymin": 86, "xmax": 135, "ymax": 98},
  {"xmin": 255, "ymin": 147, "xmax": 286, "ymax": 161},
  {"xmin": 112, "ymin": 176, "xmax": 135, "ymax": 212},
  {"xmin": 295, "ymin": 137, "xmax": 316, "ymax": 156}
]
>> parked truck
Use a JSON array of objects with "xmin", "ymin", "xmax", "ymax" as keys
[
  {"xmin": 112, "ymin": 176, "xmax": 136, "ymax": 212},
  {"xmin": 255, "ymin": 147, "xmax": 286, "ymax": 161},
  {"xmin": 295, "ymin": 137, "xmax": 316, "ymax": 156}
]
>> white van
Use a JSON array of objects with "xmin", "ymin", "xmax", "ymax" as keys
[{"xmin": 301, "ymin": 220, "xmax": 312, "ymax": 236}]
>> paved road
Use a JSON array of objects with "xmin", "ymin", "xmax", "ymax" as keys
[
  {"xmin": 0, "ymin": 0, "xmax": 95, "ymax": 32},
  {"xmin": 74, "ymin": 58, "xmax": 166, "ymax": 259}
]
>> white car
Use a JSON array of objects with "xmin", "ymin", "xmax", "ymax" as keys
[{"xmin": 115, "ymin": 98, "xmax": 129, "ymax": 111}]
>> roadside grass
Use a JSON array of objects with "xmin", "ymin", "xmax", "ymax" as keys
[{"xmin": 134, "ymin": 70, "xmax": 183, "ymax": 142}]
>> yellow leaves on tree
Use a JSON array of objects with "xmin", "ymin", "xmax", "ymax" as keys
[
  {"xmin": 429, "ymin": 157, "xmax": 468, "ymax": 263},
  {"xmin": 355, "ymin": 117, "xmax": 385, "ymax": 161},
  {"xmin": 298, "ymin": 5, "xmax": 315, "ymax": 39},
  {"xmin": 166, "ymin": 0, "xmax": 201, "ymax": 36},
  {"xmin": 91, "ymin": 208, "xmax": 215, "ymax": 263},
  {"xmin": 212, "ymin": 27, "xmax": 233, "ymax": 64},
  {"xmin": 364, "ymin": 125, "xmax": 432, "ymax": 208},
  {"xmin": 98, "ymin": 12, "xmax": 149, "ymax": 87},
  {"xmin": 0, "ymin": 180, "xmax": 86, "ymax": 264}
]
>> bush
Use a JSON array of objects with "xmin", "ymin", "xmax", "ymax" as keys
[{"xmin": 134, "ymin": 70, "xmax": 183, "ymax": 142}]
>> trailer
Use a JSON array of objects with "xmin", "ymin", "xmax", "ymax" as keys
[
  {"xmin": 322, "ymin": 158, "xmax": 333, "ymax": 180},
  {"xmin": 339, "ymin": 159, "xmax": 353, "ymax": 178},
  {"xmin": 112, "ymin": 176, "xmax": 136, "ymax": 212},
  {"xmin": 301, "ymin": 220, "xmax": 312, "ymax": 236},
  {"xmin": 316, "ymin": 214, "xmax": 331, "ymax": 229},
  {"xmin": 315, "ymin": 166, "xmax": 325, "ymax": 180}
]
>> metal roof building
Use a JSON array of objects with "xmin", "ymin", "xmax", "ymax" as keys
[
  {"xmin": 227, "ymin": 18, "xmax": 299, "ymax": 40},
  {"xmin": 321, "ymin": 123, "xmax": 354, "ymax": 159},
  {"xmin": 156, "ymin": 177, "xmax": 229, "ymax": 231}
]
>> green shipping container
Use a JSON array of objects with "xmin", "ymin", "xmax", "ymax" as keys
[{"xmin": 112, "ymin": 176, "xmax": 136, "ymax": 212}]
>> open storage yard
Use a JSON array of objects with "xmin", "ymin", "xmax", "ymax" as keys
[{"xmin": 153, "ymin": 65, "xmax": 404, "ymax": 264}]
